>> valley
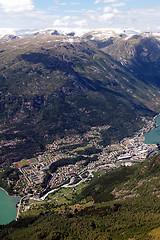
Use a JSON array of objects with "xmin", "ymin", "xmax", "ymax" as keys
[
  {"xmin": 3, "ymin": 114, "xmax": 158, "ymax": 221},
  {"xmin": 1, "ymin": 29, "xmax": 160, "ymax": 239}
]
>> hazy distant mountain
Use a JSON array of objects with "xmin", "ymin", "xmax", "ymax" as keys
[
  {"xmin": 0, "ymin": 27, "xmax": 154, "ymax": 39},
  {"xmin": 0, "ymin": 28, "xmax": 88, "ymax": 38}
]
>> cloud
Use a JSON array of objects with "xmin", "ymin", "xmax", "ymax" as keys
[
  {"xmin": 0, "ymin": 0, "xmax": 160, "ymax": 33},
  {"xmin": 70, "ymin": 2, "xmax": 80, "ymax": 5},
  {"xmin": 103, "ymin": 0, "xmax": 118, "ymax": 2},
  {"xmin": 53, "ymin": 15, "xmax": 87, "ymax": 28},
  {"xmin": 53, "ymin": 16, "xmax": 72, "ymax": 27},
  {"xmin": 95, "ymin": 0, "xmax": 101, "ymax": 3},
  {"xmin": 0, "ymin": 8, "xmax": 59, "ymax": 29},
  {"xmin": 53, "ymin": 15, "xmax": 81, "ymax": 27},
  {"xmin": 64, "ymin": 10, "xmax": 82, "ymax": 13},
  {"xmin": 54, "ymin": 0, "xmax": 80, "ymax": 6},
  {"xmin": 99, "ymin": 13, "xmax": 114, "ymax": 21},
  {"xmin": 101, "ymin": 5, "xmax": 119, "ymax": 19},
  {"xmin": 111, "ymin": 2, "xmax": 125, "ymax": 7},
  {"xmin": 103, "ymin": 6, "xmax": 112, "ymax": 12},
  {"xmin": 0, "ymin": 0, "xmax": 34, "ymax": 12},
  {"xmin": 112, "ymin": 8, "xmax": 120, "ymax": 13},
  {"xmin": 125, "ymin": 6, "xmax": 160, "ymax": 31},
  {"xmin": 74, "ymin": 19, "xmax": 87, "ymax": 27},
  {"xmin": 88, "ymin": 4, "xmax": 160, "ymax": 31},
  {"xmin": 95, "ymin": 0, "xmax": 118, "ymax": 3},
  {"xmin": 54, "ymin": 0, "xmax": 67, "ymax": 6},
  {"xmin": 51, "ymin": 4, "xmax": 160, "ymax": 31}
]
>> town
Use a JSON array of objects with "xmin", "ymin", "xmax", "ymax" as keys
[{"xmin": 11, "ymin": 116, "xmax": 158, "ymax": 201}]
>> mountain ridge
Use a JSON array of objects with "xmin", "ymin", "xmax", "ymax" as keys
[{"xmin": 0, "ymin": 31, "xmax": 160, "ymax": 164}]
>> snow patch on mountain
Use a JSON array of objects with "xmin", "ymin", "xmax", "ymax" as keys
[
  {"xmin": 0, "ymin": 28, "xmax": 17, "ymax": 38},
  {"xmin": 0, "ymin": 27, "xmax": 159, "ymax": 42}
]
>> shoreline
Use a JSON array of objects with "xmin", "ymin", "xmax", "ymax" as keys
[
  {"xmin": 142, "ymin": 114, "xmax": 159, "ymax": 139},
  {"xmin": 1, "ymin": 113, "xmax": 160, "ymax": 222},
  {"xmin": 0, "ymin": 187, "xmax": 22, "ymax": 223},
  {"xmin": 143, "ymin": 114, "xmax": 160, "ymax": 141},
  {"xmin": 0, "ymin": 187, "xmax": 21, "ymax": 198}
]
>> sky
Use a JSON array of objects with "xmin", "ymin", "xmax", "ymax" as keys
[{"xmin": 0, "ymin": 0, "xmax": 160, "ymax": 32}]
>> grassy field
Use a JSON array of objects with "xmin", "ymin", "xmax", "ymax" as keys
[
  {"xmin": 30, "ymin": 158, "xmax": 37, "ymax": 164},
  {"xmin": 73, "ymin": 144, "xmax": 92, "ymax": 152},
  {"xmin": 16, "ymin": 160, "xmax": 30, "ymax": 167}
]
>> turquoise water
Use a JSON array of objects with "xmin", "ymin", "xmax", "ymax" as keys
[
  {"xmin": 0, "ymin": 189, "xmax": 20, "ymax": 225},
  {"xmin": 144, "ymin": 115, "xmax": 160, "ymax": 144}
]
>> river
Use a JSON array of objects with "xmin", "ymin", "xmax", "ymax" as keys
[
  {"xmin": 144, "ymin": 115, "xmax": 160, "ymax": 144},
  {"xmin": 0, "ymin": 189, "xmax": 20, "ymax": 225}
]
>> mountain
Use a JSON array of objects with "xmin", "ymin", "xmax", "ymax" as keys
[
  {"xmin": 1, "ymin": 153, "xmax": 160, "ymax": 239},
  {"xmin": 86, "ymin": 32, "xmax": 160, "ymax": 87},
  {"xmin": 1, "ymin": 29, "xmax": 160, "ymax": 239},
  {"xmin": 0, "ymin": 27, "xmax": 89, "ymax": 38},
  {"xmin": 0, "ymin": 31, "xmax": 160, "ymax": 164}
]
